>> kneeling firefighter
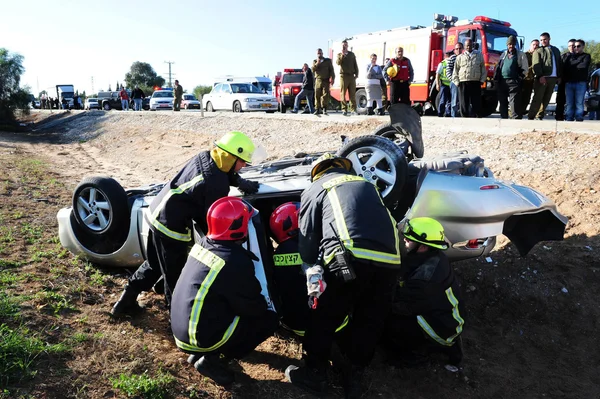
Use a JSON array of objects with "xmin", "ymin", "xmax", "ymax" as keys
[
  {"xmin": 171, "ymin": 197, "xmax": 278, "ymax": 386},
  {"xmin": 111, "ymin": 131, "xmax": 261, "ymax": 317},
  {"xmin": 270, "ymin": 202, "xmax": 348, "ymax": 336},
  {"xmin": 382, "ymin": 217, "xmax": 464, "ymax": 367},
  {"xmin": 285, "ymin": 153, "xmax": 401, "ymax": 399}
]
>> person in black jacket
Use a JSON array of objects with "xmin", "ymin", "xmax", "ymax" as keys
[
  {"xmin": 131, "ymin": 86, "xmax": 146, "ymax": 111},
  {"xmin": 111, "ymin": 131, "xmax": 261, "ymax": 317},
  {"xmin": 172, "ymin": 197, "xmax": 278, "ymax": 386},
  {"xmin": 564, "ymin": 39, "xmax": 592, "ymax": 121},
  {"xmin": 291, "ymin": 63, "xmax": 315, "ymax": 114},
  {"xmin": 382, "ymin": 217, "xmax": 464, "ymax": 367},
  {"xmin": 285, "ymin": 153, "xmax": 401, "ymax": 399}
]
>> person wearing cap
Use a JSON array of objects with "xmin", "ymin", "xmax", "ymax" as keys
[
  {"xmin": 494, "ymin": 35, "xmax": 528, "ymax": 119},
  {"xmin": 111, "ymin": 131, "xmax": 261, "ymax": 317},
  {"xmin": 382, "ymin": 217, "xmax": 464, "ymax": 367},
  {"xmin": 285, "ymin": 153, "xmax": 401, "ymax": 398},
  {"xmin": 171, "ymin": 196, "xmax": 278, "ymax": 386}
]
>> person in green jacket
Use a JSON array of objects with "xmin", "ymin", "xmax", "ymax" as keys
[
  {"xmin": 312, "ymin": 48, "xmax": 335, "ymax": 115},
  {"xmin": 527, "ymin": 32, "xmax": 563, "ymax": 120},
  {"xmin": 336, "ymin": 39, "xmax": 359, "ymax": 116},
  {"xmin": 174, "ymin": 80, "xmax": 183, "ymax": 111}
]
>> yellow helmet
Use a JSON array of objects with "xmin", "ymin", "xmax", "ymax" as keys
[
  {"xmin": 310, "ymin": 153, "xmax": 353, "ymax": 182},
  {"xmin": 214, "ymin": 131, "xmax": 255, "ymax": 163},
  {"xmin": 402, "ymin": 217, "xmax": 449, "ymax": 250},
  {"xmin": 386, "ymin": 65, "xmax": 397, "ymax": 78}
]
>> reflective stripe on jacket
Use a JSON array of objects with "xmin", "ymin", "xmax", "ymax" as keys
[
  {"xmin": 299, "ymin": 169, "xmax": 401, "ymax": 269},
  {"xmin": 148, "ymin": 151, "xmax": 230, "ymax": 241},
  {"xmin": 171, "ymin": 237, "xmax": 267, "ymax": 352}
]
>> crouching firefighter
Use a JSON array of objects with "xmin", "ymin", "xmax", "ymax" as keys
[
  {"xmin": 171, "ymin": 197, "xmax": 279, "ymax": 386},
  {"xmin": 269, "ymin": 202, "xmax": 349, "ymax": 336},
  {"xmin": 382, "ymin": 217, "xmax": 464, "ymax": 367},
  {"xmin": 285, "ymin": 153, "xmax": 401, "ymax": 399},
  {"xmin": 111, "ymin": 131, "xmax": 261, "ymax": 317}
]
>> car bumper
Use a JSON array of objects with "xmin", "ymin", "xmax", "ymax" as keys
[
  {"xmin": 150, "ymin": 104, "xmax": 173, "ymax": 110},
  {"xmin": 585, "ymin": 95, "xmax": 600, "ymax": 111},
  {"xmin": 185, "ymin": 103, "xmax": 201, "ymax": 109}
]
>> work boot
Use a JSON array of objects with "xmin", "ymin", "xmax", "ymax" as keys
[
  {"xmin": 342, "ymin": 110, "xmax": 349, "ymax": 116},
  {"xmin": 313, "ymin": 109, "xmax": 322, "ymax": 115},
  {"xmin": 444, "ymin": 338, "xmax": 463, "ymax": 366},
  {"xmin": 285, "ymin": 365, "xmax": 327, "ymax": 395},
  {"xmin": 367, "ymin": 106, "xmax": 374, "ymax": 116},
  {"xmin": 111, "ymin": 285, "xmax": 143, "ymax": 316},
  {"xmin": 342, "ymin": 365, "xmax": 365, "ymax": 399},
  {"xmin": 323, "ymin": 109, "xmax": 329, "ymax": 116},
  {"xmin": 194, "ymin": 354, "xmax": 235, "ymax": 386},
  {"xmin": 377, "ymin": 108, "xmax": 385, "ymax": 116}
]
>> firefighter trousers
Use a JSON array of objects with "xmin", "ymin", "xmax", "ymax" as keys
[
  {"xmin": 314, "ymin": 79, "xmax": 330, "ymax": 111},
  {"xmin": 302, "ymin": 259, "xmax": 399, "ymax": 370},
  {"xmin": 340, "ymin": 74, "xmax": 356, "ymax": 112},
  {"xmin": 390, "ymin": 81, "xmax": 410, "ymax": 105},
  {"xmin": 128, "ymin": 229, "xmax": 190, "ymax": 308}
]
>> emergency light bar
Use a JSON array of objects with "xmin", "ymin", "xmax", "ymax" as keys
[
  {"xmin": 473, "ymin": 16, "xmax": 511, "ymax": 27},
  {"xmin": 283, "ymin": 69, "xmax": 303, "ymax": 73}
]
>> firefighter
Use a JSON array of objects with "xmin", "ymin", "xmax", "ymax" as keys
[
  {"xmin": 172, "ymin": 197, "xmax": 279, "ymax": 386},
  {"xmin": 383, "ymin": 47, "xmax": 414, "ymax": 106},
  {"xmin": 382, "ymin": 217, "xmax": 464, "ymax": 367},
  {"xmin": 312, "ymin": 48, "xmax": 335, "ymax": 115},
  {"xmin": 111, "ymin": 131, "xmax": 261, "ymax": 317},
  {"xmin": 270, "ymin": 202, "xmax": 348, "ymax": 336},
  {"xmin": 285, "ymin": 153, "xmax": 401, "ymax": 398}
]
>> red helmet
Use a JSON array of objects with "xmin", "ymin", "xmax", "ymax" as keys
[
  {"xmin": 269, "ymin": 202, "xmax": 300, "ymax": 243},
  {"xmin": 207, "ymin": 197, "xmax": 254, "ymax": 241}
]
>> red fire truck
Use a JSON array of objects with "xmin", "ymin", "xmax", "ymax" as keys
[
  {"xmin": 273, "ymin": 69, "xmax": 306, "ymax": 113},
  {"xmin": 329, "ymin": 14, "xmax": 522, "ymax": 116}
]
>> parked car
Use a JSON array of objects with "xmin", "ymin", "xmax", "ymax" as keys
[
  {"xmin": 203, "ymin": 82, "xmax": 278, "ymax": 113},
  {"xmin": 149, "ymin": 89, "xmax": 174, "ymax": 111},
  {"xmin": 85, "ymin": 98, "xmax": 100, "ymax": 110},
  {"xmin": 97, "ymin": 91, "xmax": 128, "ymax": 111},
  {"xmin": 57, "ymin": 104, "xmax": 567, "ymax": 268},
  {"xmin": 181, "ymin": 94, "xmax": 201, "ymax": 110}
]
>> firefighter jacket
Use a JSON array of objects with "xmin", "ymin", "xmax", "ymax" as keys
[
  {"xmin": 391, "ymin": 250, "xmax": 464, "ymax": 346},
  {"xmin": 336, "ymin": 51, "xmax": 359, "ymax": 77},
  {"xmin": 299, "ymin": 168, "xmax": 401, "ymax": 269},
  {"xmin": 147, "ymin": 151, "xmax": 230, "ymax": 242},
  {"xmin": 171, "ymin": 237, "xmax": 268, "ymax": 353},
  {"xmin": 312, "ymin": 57, "xmax": 335, "ymax": 82},
  {"xmin": 383, "ymin": 57, "xmax": 414, "ymax": 83},
  {"xmin": 452, "ymin": 50, "xmax": 487, "ymax": 85},
  {"xmin": 273, "ymin": 238, "xmax": 349, "ymax": 335}
]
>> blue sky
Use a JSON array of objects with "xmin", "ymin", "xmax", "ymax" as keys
[{"xmin": 2, "ymin": 1, "xmax": 596, "ymax": 95}]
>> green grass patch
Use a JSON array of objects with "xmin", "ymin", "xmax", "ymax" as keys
[
  {"xmin": 0, "ymin": 323, "xmax": 69, "ymax": 387},
  {"xmin": 0, "ymin": 292, "xmax": 21, "ymax": 320},
  {"xmin": 110, "ymin": 371, "xmax": 174, "ymax": 399},
  {"xmin": 0, "ymin": 226, "xmax": 15, "ymax": 244},
  {"xmin": 33, "ymin": 291, "xmax": 77, "ymax": 315},
  {"xmin": 20, "ymin": 223, "xmax": 43, "ymax": 245},
  {"xmin": 0, "ymin": 271, "xmax": 22, "ymax": 288},
  {"xmin": 11, "ymin": 211, "xmax": 23, "ymax": 220},
  {"xmin": 0, "ymin": 259, "xmax": 21, "ymax": 269}
]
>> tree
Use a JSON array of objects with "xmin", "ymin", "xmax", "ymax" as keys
[
  {"xmin": 116, "ymin": 80, "xmax": 120, "ymax": 90},
  {"xmin": 0, "ymin": 48, "xmax": 30, "ymax": 123},
  {"xmin": 193, "ymin": 85, "xmax": 212, "ymax": 100},
  {"xmin": 124, "ymin": 62, "xmax": 166, "ymax": 94}
]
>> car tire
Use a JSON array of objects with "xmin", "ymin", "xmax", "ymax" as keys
[
  {"xmin": 206, "ymin": 102, "xmax": 214, "ymax": 112},
  {"xmin": 184, "ymin": 104, "xmax": 189, "ymax": 110},
  {"xmin": 72, "ymin": 176, "xmax": 129, "ymax": 237},
  {"xmin": 355, "ymin": 88, "xmax": 368, "ymax": 115},
  {"xmin": 103, "ymin": 103, "xmax": 110, "ymax": 111},
  {"xmin": 336, "ymin": 135, "xmax": 408, "ymax": 208},
  {"xmin": 233, "ymin": 101, "xmax": 243, "ymax": 113}
]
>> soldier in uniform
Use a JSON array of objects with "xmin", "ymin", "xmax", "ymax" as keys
[
  {"xmin": 174, "ymin": 79, "xmax": 183, "ymax": 111},
  {"xmin": 312, "ymin": 48, "xmax": 335, "ymax": 115},
  {"xmin": 336, "ymin": 39, "xmax": 359, "ymax": 116}
]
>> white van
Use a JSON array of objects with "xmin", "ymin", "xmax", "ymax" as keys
[{"xmin": 213, "ymin": 76, "xmax": 272, "ymax": 95}]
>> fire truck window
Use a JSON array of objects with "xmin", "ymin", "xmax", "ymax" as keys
[
  {"xmin": 458, "ymin": 29, "xmax": 471, "ymax": 47},
  {"xmin": 474, "ymin": 29, "xmax": 482, "ymax": 51}
]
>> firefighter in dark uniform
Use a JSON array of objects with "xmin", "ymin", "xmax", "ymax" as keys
[
  {"xmin": 111, "ymin": 131, "xmax": 260, "ymax": 316},
  {"xmin": 383, "ymin": 217, "xmax": 464, "ymax": 367},
  {"xmin": 172, "ymin": 197, "xmax": 278, "ymax": 386},
  {"xmin": 285, "ymin": 153, "xmax": 401, "ymax": 399},
  {"xmin": 312, "ymin": 48, "xmax": 335, "ymax": 115},
  {"xmin": 270, "ymin": 202, "xmax": 348, "ymax": 336},
  {"xmin": 383, "ymin": 47, "xmax": 414, "ymax": 106}
]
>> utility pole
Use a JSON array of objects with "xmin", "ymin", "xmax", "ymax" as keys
[
  {"xmin": 91, "ymin": 76, "xmax": 94, "ymax": 94},
  {"xmin": 164, "ymin": 60, "xmax": 175, "ymax": 88}
]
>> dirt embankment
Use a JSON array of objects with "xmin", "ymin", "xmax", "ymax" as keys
[{"xmin": 1, "ymin": 109, "xmax": 599, "ymax": 398}]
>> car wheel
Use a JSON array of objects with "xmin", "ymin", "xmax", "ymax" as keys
[
  {"xmin": 233, "ymin": 101, "xmax": 243, "ymax": 113},
  {"xmin": 336, "ymin": 135, "xmax": 408, "ymax": 208},
  {"xmin": 72, "ymin": 176, "xmax": 129, "ymax": 237},
  {"xmin": 103, "ymin": 103, "xmax": 110, "ymax": 111},
  {"xmin": 355, "ymin": 89, "xmax": 368, "ymax": 115},
  {"xmin": 184, "ymin": 104, "xmax": 188, "ymax": 110},
  {"xmin": 206, "ymin": 102, "xmax": 214, "ymax": 112}
]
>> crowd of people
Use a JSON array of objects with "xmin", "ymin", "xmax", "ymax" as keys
[
  {"xmin": 290, "ymin": 32, "xmax": 598, "ymax": 121},
  {"xmin": 38, "ymin": 92, "xmax": 83, "ymax": 110},
  {"xmin": 109, "ymin": 131, "xmax": 465, "ymax": 398}
]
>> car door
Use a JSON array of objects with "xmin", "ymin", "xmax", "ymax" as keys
[
  {"xmin": 210, "ymin": 84, "xmax": 222, "ymax": 110},
  {"xmin": 220, "ymin": 84, "xmax": 233, "ymax": 110}
]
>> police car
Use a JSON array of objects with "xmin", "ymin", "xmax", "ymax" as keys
[{"xmin": 149, "ymin": 89, "xmax": 174, "ymax": 111}]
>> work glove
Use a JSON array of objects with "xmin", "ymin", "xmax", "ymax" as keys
[
  {"xmin": 306, "ymin": 265, "xmax": 327, "ymax": 309},
  {"xmin": 235, "ymin": 175, "xmax": 260, "ymax": 195}
]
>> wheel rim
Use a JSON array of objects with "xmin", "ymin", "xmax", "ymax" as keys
[
  {"xmin": 345, "ymin": 146, "xmax": 396, "ymax": 198},
  {"xmin": 358, "ymin": 93, "xmax": 367, "ymax": 111},
  {"xmin": 207, "ymin": 103, "xmax": 213, "ymax": 112},
  {"xmin": 75, "ymin": 187, "xmax": 112, "ymax": 232},
  {"xmin": 234, "ymin": 103, "xmax": 240, "ymax": 112}
]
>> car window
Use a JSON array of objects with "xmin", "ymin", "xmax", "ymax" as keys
[
  {"xmin": 223, "ymin": 84, "xmax": 232, "ymax": 94},
  {"xmin": 88, "ymin": 99, "xmax": 98, "ymax": 103},
  {"xmin": 231, "ymin": 83, "xmax": 261, "ymax": 94},
  {"xmin": 184, "ymin": 94, "xmax": 197, "ymax": 100},
  {"xmin": 153, "ymin": 91, "xmax": 174, "ymax": 98},
  {"xmin": 282, "ymin": 74, "xmax": 303, "ymax": 84},
  {"xmin": 212, "ymin": 84, "xmax": 222, "ymax": 94}
]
